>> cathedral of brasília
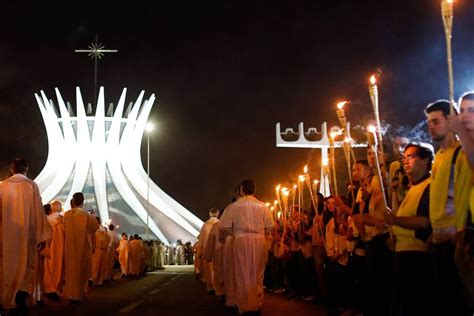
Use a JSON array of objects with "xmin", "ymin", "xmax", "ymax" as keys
[{"xmin": 34, "ymin": 87, "xmax": 203, "ymax": 245}]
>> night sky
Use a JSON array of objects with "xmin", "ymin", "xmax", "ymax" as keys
[{"xmin": 1, "ymin": 0, "xmax": 474, "ymax": 221}]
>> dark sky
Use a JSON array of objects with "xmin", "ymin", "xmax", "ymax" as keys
[{"xmin": 1, "ymin": 0, "xmax": 474, "ymax": 221}]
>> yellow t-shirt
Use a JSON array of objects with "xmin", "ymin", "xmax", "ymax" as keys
[
  {"xmin": 392, "ymin": 177, "xmax": 430, "ymax": 252},
  {"xmin": 430, "ymin": 143, "xmax": 472, "ymax": 231}
]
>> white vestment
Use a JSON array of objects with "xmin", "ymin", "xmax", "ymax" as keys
[
  {"xmin": 63, "ymin": 208, "xmax": 99, "ymax": 300},
  {"xmin": 219, "ymin": 195, "xmax": 275, "ymax": 314},
  {"xmin": 0, "ymin": 174, "xmax": 52, "ymax": 308},
  {"xmin": 116, "ymin": 239, "xmax": 129, "ymax": 275},
  {"xmin": 203, "ymin": 222, "xmax": 225, "ymax": 296},
  {"xmin": 199, "ymin": 217, "xmax": 219, "ymax": 285},
  {"xmin": 44, "ymin": 212, "xmax": 65, "ymax": 294},
  {"xmin": 91, "ymin": 227, "xmax": 109, "ymax": 285},
  {"xmin": 223, "ymin": 235, "xmax": 236, "ymax": 307},
  {"xmin": 129, "ymin": 239, "xmax": 142, "ymax": 276},
  {"xmin": 105, "ymin": 231, "xmax": 118, "ymax": 279}
]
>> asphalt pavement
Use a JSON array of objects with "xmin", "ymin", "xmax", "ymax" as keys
[{"xmin": 26, "ymin": 265, "xmax": 327, "ymax": 316}]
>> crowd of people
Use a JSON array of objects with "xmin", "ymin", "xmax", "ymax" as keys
[
  {"xmin": 0, "ymin": 97, "xmax": 473, "ymax": 316},
  {"xmin": 195, "ymin": 97, "xmax": 474, "ymax": 316},
  {"xmin": 0, "ymin": 158, "xmax": 196, "ymax": 315}
]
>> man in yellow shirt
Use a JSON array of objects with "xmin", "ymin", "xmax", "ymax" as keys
[
  {"xmin": 384, "ymin": 142, "xmax": 434, "ymax": 316},
  {"xmin": 425, "ymin": 100, "xmax": 471, "ymax": 315}
]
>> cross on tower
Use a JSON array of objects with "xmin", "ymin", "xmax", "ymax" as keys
[
  {"xmin": 75, "ymin": 35, "xmax": 118, "ymax": 107},
  {"xmin": 276, "ymin": 122, "xmax": 366, "ymax": 196}
]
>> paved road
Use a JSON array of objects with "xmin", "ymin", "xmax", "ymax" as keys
[{"xmin": 28, "ymin": 266, "xmax": 327, "ymax": 316}]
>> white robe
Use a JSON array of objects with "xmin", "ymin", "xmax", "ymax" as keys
[
  {"xmin": 203, "ymin": 222, "xmax": 225, "ymax": 296},
  {"xmin": 63, "ymin": 208, "xmax": 99, "ymax": 300},
  {"xmin": 91, "ymin": 227, "xmax": 109, "ymax": 285},
  {"xmin": 0, "ymin": 174, "xmax": 52, "ymax": 308},
  {"xmin": 116, "ymin": 239, "xmax": 129, "ymax": 275},
  {"xmin": 44, "ymin": 212, "xmax": 65, "ymax": 294},
  {"xmin": 106, "ymin": 231, "xmax": 118, "ymax": 279},
  {"xmin": 129, "ymin": 239, "xmax": 142, "ymax": 276},
  {"xmin": 223, "ymin": 235, "xmax": 236, "ymax": 307},
  {"xmin": 199, "ymin": 217, "xmax": 219, "ymax": 285},
  {"xmin": 219, "ymin": 195, "xmax": 275, "ymax": 314}
]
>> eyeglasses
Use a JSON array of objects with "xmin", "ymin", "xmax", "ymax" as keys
[{"xmin": 402, "ymin": 154, "xmax": 418, "ymax": 162}]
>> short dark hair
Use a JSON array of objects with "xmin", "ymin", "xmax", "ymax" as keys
[
  {"xmin": 72, "ymin": 192, "xmax": 84, "ymax": 207},
  {"xmin": 109, "ymin": 224, "xmax": 115, "ymax": 231},
  {"xmin": 424, "ymin": 99, "xmax": 458, "ymax": 117},
  {"xmin": 44, "ymin": 204, "xmax": 52, "ymax": 215},
  {"xmin": 355, "ymin": 159, "xmax": 370, "ymax": 167},
  {"xmin": 404, "ymin": 142, "xmax": 435, "ymax": 169},
  {"xmin": 459, "ymin": 91, "xmax": 474, "ymax": 104},
  {"xmin": 241, "ymin": 179, "xmax": 256, "ymax": 195},
  {"xmin": 11, "ymin": 158, "xmax": 28, "ymax": 174}
]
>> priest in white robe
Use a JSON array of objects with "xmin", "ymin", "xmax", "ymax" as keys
[
  {"xmin": 63, "ymin": 193, "xmax": 99, "ymax": 302},
  {"xmin": 219, "ymin": 179, "xmax": 274, "ymax": 314},
  {"xmin": 129, "ymin": 235, "xmax": 142, "ymax": 276},
  {"xmin": 0, "ymin": 158, "xmax": 52, "ymax": 310},
  {"xmin": 199, "ymin": 208, "xmax": 220, "ymax": 292},
  {"xmin": 106, "ymin": 224, "xmax": 118, "ymax": 280},
  {"xmin": 116, "ymin": 233, "xmax": 130, "ymax": 277},
  {"xmin": 203, "ymin": 221, "xmax": 225, "ymax": 297},
  {"xmin": 44, "ymin": 200, "xmax": 65, "ymax": 300},
  {"xmin": 91, "ymin": 220, "xmax": 109, "ymax": 286}
]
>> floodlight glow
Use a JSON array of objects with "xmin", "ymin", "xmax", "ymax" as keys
[
  {"xmin": 367, "ymin": 125, "xmax": 377, "ymax": 133},
  {"xmin": 145, "ymin": 122, "xmax": 155, "ymax": 132},
  {"xmin": 34, "ymin": 87, "xmax": 204, "ymax": 245}
]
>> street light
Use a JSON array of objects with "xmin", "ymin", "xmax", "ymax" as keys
[{"xmin": 145, "ymin": 122, "xmax": 155, "ymax": 240}]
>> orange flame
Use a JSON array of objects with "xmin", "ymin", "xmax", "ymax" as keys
[
  {"xmin": 370, "ymin": 75, "xmax": 376, "ymax": 85},
  {"xmin": 322, "ymin": 157, "xmax": 329, "ymax": 167},
  {"xmin": 304, "ymin": 165, "xmax": 308, "ymax": 173},
  {"xmin": 337, "ymin": 101, "xmax": 348, "ymax": 110}
]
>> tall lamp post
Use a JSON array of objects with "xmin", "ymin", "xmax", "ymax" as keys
[{"xmin": 145, "ymin": 122, "xmax": 155, "ymax": 240}]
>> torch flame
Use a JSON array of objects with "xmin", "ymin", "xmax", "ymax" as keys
[
  {"xmin": 367, "ymin": 125, "xmax": 377, "ymax": 133},
  {"xmin": 265, "ymin": 202, "xmax": 271, "ymax": 207},
  {"xmin": 313, "ymin": 180, "xmax": 319, "ymax": 184},
  {"xmin": 330, "ymin": 131, "xmax": 338, "ymax": 139},
  {"xmin": 337, "ymin": 101, "xmax": 348, "ymax": 110},
  {"xmin": 274, "ymin": 200, "xmax": 278, "ymax": 205},
  {"xmin": 293, "ymin": 184, "xmax": 297, "ymax": 189},
  {"xmin": 304, "ymin": 165, "xmax": 308, "ymax": 173},
  {"xmin": 282, "ymin": 190, "xmax": 290, "ymax": 197},
  {"xmin": 298, "ymin": 175, "xmax": 305, "ymax": 183},
  {"xmin": 447, "ymin": 0, "xmax": 453, "ymax": 3},
  {"xmin": 270, "ymin": 206, "xmax": 275, "ymax": 211},
  {"xmin": 344, "ymin": 137, "xmax": 352, "ymax": 143},
  {"xmin": 322, "ymin": 157, "xmax": 329, "ymax": 167},
  {"xmin": 277, "ymin": 211, "xmax": 282, "ymax": 219},
  {"xmin": 370, "ymin": 75, "xmax": 376, "ymax": 85},
  {"xmin": 275, "ymin": 184, "xmax": 281, "ymax": 191}
]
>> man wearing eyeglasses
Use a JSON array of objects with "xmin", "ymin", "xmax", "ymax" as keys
[{"xmin": 384, "ymin": 142, "xmax": 434, "ymax": 316}]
